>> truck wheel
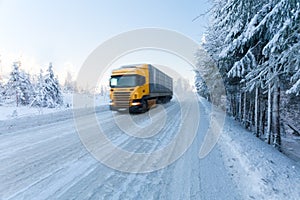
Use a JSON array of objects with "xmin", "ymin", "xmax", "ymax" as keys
[
  {"xmin": 162, "ymin": 97, "xmax": 167, "ymax": 104},
  {"xmin": 141, "ymin": 99, "xmax": 148, "ymax": 112},
  {"xmin": 166, "ymin": 96, "xmax": 171, "ymax": 103},
  {"xmin": 157, "ymin": 97, "xmax": 162, "ymax": 104}
]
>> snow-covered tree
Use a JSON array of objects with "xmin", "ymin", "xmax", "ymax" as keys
[
  {"xmin": 203, "ymin": 0, "xmax": 228, "ymax": 65},
  {"xmin": 100, "ymin": 85, "xmax": 105, "ymax": 96},
  {"xmin": 63, "ymin": 71, "xmax": 77, "ymax": 93},
  {"xmin": 42, "ymin": 63, "xmax": 63, "ymax": 107},
  {"xmin": 32, "ymin": 63, "xmax": 63, "ymax": 108},
  {"xmin": 194, "ymin": 48, "xmax": 216, "ymax": 101},
  {"xmin": 0, "ymin": 78, "xmax": 4, "ymax": 105},
  {"xmin": 202, "ymin": 0, "xmax": 300, "ymax": 148},
  {"xmin": 3, "ymin": 62, "xmax": 33, "ymax": 106},
  {"xmin": 194, "ymin": 70, "xmax": 209, "ymax": 100},
  {"xmin": 282, "ymin": 3, "xmax": 300, "ymax": 96},
  {"xmin": 174, "ymin": 79, "xmax": 183, "ymax": 94},
  {"xmin": 31, "ymin": 69, "xmax": 46, "ymax": 107},
  {"xmin": 174, "ymin": 78, "xmax": 191, "ymax": 95}
]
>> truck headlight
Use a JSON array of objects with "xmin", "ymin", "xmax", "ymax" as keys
[{"xmin": 132, "ymin": 102, "xmax": 141, "ymax": 106}]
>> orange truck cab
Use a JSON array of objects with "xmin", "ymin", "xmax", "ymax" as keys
[{"xmin": 109, "ymin": 64, "xmax": 173, "ymax": 113}]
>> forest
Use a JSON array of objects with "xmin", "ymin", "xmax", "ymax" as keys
[
  {"xmin": 0, "ymin": 63, "xmax": 63, "ymax": 108},
  {"xmin": 195, "ymin": 0, "xmax": 300, "ymax": 149}
]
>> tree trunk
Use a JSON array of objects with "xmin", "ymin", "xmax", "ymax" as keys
[
  {"xmin": 260, "ymin": 100, "xmax": 266, "ymax": 136},
  {"xmin": 243, "ymin": 92, "xmax": 247, "ymax": 126},
  {"xmin": 255, "ymin": 87, "xmax": 260, "ymax": 137},
  {"xmin": 238, "ymin": 92, "xmax": 242, "ymax": 121},
  {"xmin": 252, "ymin": 98, "xmax": 255, "ymax": 129},
  {"xmin": 267, "ymin": 83, "xmax": 272, "ymax": 144},
  {"xmin": 229, "ymin": 94, "xmax": 233, "ymax": 116},
  {"xmin": 248, "ymin": 94, "xmax": 253, "ymax": 130},
  {"xmin": 272, "ymin": 79, "xmax": 281, "ymax": 149},
  {"xmin": 235, "ymin": 92, "xmax": 239, "ymax": 120},
  {"xmin": 16, "ymin": 90, "xmax": 19, "ymax": 107},
  {"xmin": 232, "ymin": 93, "xmax": 236, "ymax": 118}
]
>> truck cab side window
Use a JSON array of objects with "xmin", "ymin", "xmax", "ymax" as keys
[
  {"xmin": 110, "ymin": 78, "xmax": 118, "ymax": 87},
  {"xmin": 137, "ymin": 76, "xmax": 145, "ymax": 86}
]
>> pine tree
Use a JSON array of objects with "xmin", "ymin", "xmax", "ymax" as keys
[
  {"xmin": 194, "ymin": 70, "xmax": 209, "ymax": 100},
  {"xmin": 175, "ymin": 79, "xmax": 183, "ymax": 94},
  {"xmin": 31, "ymin": 69, "xmax": 46, "ymax": 107},
  {"xmin": 194, "ymin": 47, "xmax": 214, "ymax": 100},
  {"xmin": 63, "ymin": 71, "xmax": 75, "ymax": 93},
  {"xmin": 283, "ymin": 2, "xmax": 300, "ymax": 96},
  {"xmin": 4, "ymin": 62, "xmax": 33, "ymax": 106},
  {"xmin": 0, "ymin": 80, "xmax": 3, "ymax": 105},
  {"xmin": 42, "ymin": 63, "xmax": 63, "ymax": 108},
  {"xmin": 32, "ymin": 63, "xmax": 63, "ymax": 108},
  {"xmin": 202, "ymin": 0, "xmax": 300, "ymax": 148}
]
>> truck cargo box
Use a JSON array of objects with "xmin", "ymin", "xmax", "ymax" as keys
[{"xmin": 148, "ymin": 64, "xmax": 173, "ymax": 96}]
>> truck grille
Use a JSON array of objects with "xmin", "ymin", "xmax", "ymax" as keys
[{"xmin": 113, "ymin": 92, "xmax": 131, "ymax": 107}]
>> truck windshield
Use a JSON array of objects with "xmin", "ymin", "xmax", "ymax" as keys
[{"xmin": 110, "ymin": 75, "xmax": 144, "ymax": 88}]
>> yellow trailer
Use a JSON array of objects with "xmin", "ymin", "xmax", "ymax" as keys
[{"xmin": 109, "ymin": 64, "xmax": 173, "ymax": 113}]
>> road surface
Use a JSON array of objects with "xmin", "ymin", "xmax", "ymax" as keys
[{"xmin": 1, "ymin": 99, "xmax": 299, "ymax": 199}]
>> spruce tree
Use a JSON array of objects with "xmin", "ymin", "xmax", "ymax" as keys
[
  {"xmin": 42, "ymin": 63, "xmax": 63, "ymax": 108},
  {"xmin": 4, "ymin": 62, "xmax": 33, "ymax": 106}
]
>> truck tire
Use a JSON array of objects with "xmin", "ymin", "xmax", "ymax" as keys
[
  {"xmin": 166, "ymin": 96, "xmax": 171, "ymax": 103},
  {"xmin": 141, "ymin": 99, "xmax": 148, "ymax": 113}
]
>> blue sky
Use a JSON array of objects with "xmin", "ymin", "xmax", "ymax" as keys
[{"xmin": 0, "ymin": 0, "xmax": 211, "ymax": 82}]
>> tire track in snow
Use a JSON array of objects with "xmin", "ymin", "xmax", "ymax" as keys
[
  {"xmin": 56, "ymin": 102, "xmax": 180, "ymax": 199},
  {"xmin": 1, "ymin": 100, "xmax": 242, "ymax": 199}
]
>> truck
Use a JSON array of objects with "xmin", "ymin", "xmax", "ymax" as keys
[{"xmin": 109, "ymin": 64, "xmax": 173, "ymax": 113}]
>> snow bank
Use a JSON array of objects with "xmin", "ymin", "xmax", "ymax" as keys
[
  {"xmin": 0, "ymin": 106, "xmax": 64, "ymax": 121},
  {"xmin": 221, "ymin": 121, "xmax": 300, "ymax": 200},
  {"xmin": 200, "ymin": 98, "xmax": 300, "ymax": 200},
  {"xmin": 0, "ymin": 93, "xmax": 109, "ymax": 121}
]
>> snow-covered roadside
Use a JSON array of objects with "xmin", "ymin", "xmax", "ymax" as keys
[
  {"xmin": 200, "ymin": 98, "xmax": 300, "ymax": 200},
  {"xmin": 0, "ymin": 93, "xmax": 109, "ymax": 121},
  {"xmin": 221, "ymin": 120, "xmax": 300, "ymax": 200},
  {"xmin": 281, "ymin": 135, "xmax": 300, "ymax": 162},
  {"xmin": 0, "ymin": 106, "xmax": 68, "ymax": 121}
]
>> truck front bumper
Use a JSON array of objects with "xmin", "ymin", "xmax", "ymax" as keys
[{"xmin": 109, "ymin": 105, "xmax": 143, "ymax": 113}]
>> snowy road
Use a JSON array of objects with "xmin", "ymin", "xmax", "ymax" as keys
[{"xmin": 0, "ymin": 99, "xmax": 299, "ymax": 200}]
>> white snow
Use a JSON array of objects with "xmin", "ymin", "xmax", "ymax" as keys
[
  {"xmin": 0, "ymin": 93, "xmax": 109, "ymax": 121},
  {"xmin": 0, "ymin": 106, "xmax": 64, "ymax": 121},
  {"xmin": 287, "ymin": 79, "xmax": 300, "ymax": 96},
  {"xmin": 200, "ymin": 98, "xmax": 300, "ymax": 199},
  {"xmin": 0, "ymin": 97, "xmax": 299, "ymax": 199}
]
